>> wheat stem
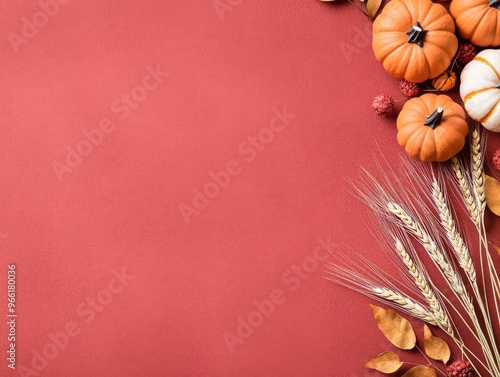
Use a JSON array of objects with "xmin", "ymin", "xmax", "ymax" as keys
[{"xmin": 388, "ymin": 200, "xmax": 500, "ymax": 374}]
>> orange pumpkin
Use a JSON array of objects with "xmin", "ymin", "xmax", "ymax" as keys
[
  {"xmin": 450, "ymin": 0, "xmax": 500, "ymax": 47},
  {"xmin": 432, "ymin": 70, "xmax": 457, "ymax": 91},
  {"xmin": 397, "ymin": 94, "xmax": 468, "ymax": 162},
  {"xmin": 372, "ymin": 0, "xmax": 458, "ymax": 83}
]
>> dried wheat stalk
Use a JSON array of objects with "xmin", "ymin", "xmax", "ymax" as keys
[
  {"xmin": 431, "ymin": 178, "xmax": 476, "ymax": 283},
  {"xmin": 326, "ymin": 125, "xmax": 500, "ymax": 376},
  {"xmin": 387, "ymin": 201, "xmax": 465, "ymax": 296},
  {"xmin": 394, "ymin": 239, "xmax": 453, "ymax": 335},
  {"xmin": 450, "ymin": 156, "xmax": 479, "ymax": 225}
]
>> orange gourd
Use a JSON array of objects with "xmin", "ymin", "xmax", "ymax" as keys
[
  {"xmin": 372, "ymin": 0, "xmax": 458, "ymax": 83},
  {"xmin": 450, "ymin": 0, "xmax": 500, "ymax": 47},
  {"xmin": 397, "ymin": 94, "xmax": 468, "ymax": 162},
  {"xmin": 432, "ymin": 71, "xmax": 457, "ymax": 91}
]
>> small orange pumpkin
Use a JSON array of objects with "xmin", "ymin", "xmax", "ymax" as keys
[
  {"xmin": 397, "ymin": 94, "xmax": 468, "ymax": 162},
  {"xmin": 450, "ymin": 0, "xmax": 500, "ymax": 47},
  {"xmin": 432, "ymin": 71, "xmax": 457, "ymax": 91},
  {"xmin": 372, "ymin": 0, "xmax": 458, "ymax": 83}
]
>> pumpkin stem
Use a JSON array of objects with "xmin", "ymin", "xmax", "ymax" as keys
[
  {"xmin": 406, "ymin": 22, "xmax": 428, "ymax": 47},
  {"xmin": 496, "ymin": 83, "xmax": 500, "ymax": 89},
  {"xmin": 423, "ymin": 107, "xmax": 444, "ymax": 130},
  {"xmin": 489, "ymin": 0, "xmax": 500, "ymax": 9}
]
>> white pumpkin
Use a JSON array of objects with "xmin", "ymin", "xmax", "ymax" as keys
[{"xmin": 460, "ymin": 49, "xmax": 500, "ymax": 133}]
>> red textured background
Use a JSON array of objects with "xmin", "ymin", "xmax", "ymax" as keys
[{"xmin": 1, "ymin": 0, "xmax": 499, "ymax": 376}]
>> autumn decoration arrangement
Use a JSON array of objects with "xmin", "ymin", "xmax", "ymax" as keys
[{"xmin": 318, "ymin": 0, "xmax": 500, "ymax": 376}]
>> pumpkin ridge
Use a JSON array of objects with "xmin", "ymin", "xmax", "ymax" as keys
[
  {"xmin": 480, "ymin": 97, "xmax": 500, "ymax": 123},
  {"xmin": 387, "ymin": 44, "xmax": 417, "ymax": 79},
  {"xmin": 473, "ymin": 56, "xmax": 500, "ymax": 80},
  {"xmin": 422, "ymin": 11, "xmax": 453, "ymax": 32},
  {"xmin": 373, "ymin": 33, "xmax": 408, "ymax": 61},
  {"xmin": 401, "ymin": 0, "xmax": 423, "ymax": 24},
  {"xmin": 419, "ymin": 50, "xmax": 432, "ymax": 83},
  {"xmin": 421, "ymin": 37, "xmax": 455, "ymax": 56},
  {"xmin": 421, "ymin": 127, "xmax": 437, "ymax": 161},
  {"xmin": 490, "ymin": 11, "xmax": 498, "ymax": 45},
  {"xmin": 383, "ymin": 44, "xmax": 412, "ymax": 74},
  {"xmin": 459, "ymin": 3, "xmax": 490, "ymax": 21},
  {"xmin": 408, "ymin": 45, "xmax": 427, "ymax": 81},
  {"xmin": 382, "ymin": 2, "xmax": 413, "ymax": 27},
  {"xmin": 406, "ymin": 126, "xmax": 428, "ymax": 151},
  {"xmin": 474, "ymin": 8, "xmax": 498, "ymax": 44},
  {"xmin": 464, "ymin": 87, "xmax": 497, "ymax": 104},
  {"xmin": 416, "ymin": 0, "xmax": 435, "ymax": 26},
  {"xmin": 467, "ymin": 6, "xmax": 493, "ymax": 39}
]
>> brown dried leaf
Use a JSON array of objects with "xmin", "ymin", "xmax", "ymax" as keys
[
  {"xmin": 484, "ymin": 174, "xmax": 500, "ymax": 216},
  {"xmin": 490, "ymin": 242, "xmax": 500, "ymax": 257},
  {"xmin": 364, "ymin": 351, "xmax": 403, "ymax": 373},
  {"xmin": 370, "ymin": 304, "xmax": 416, "ymax": 350},
  {"xmin": 423, "ymin": 325, "xmax": 451, "ymax": 363},
  {"xmin": 402, "ymin": 366, "xmax": 437, "ymax": 377},
  {"xmin": 366, "ymin": 0, "xmax": 382, "ymax": 20}
]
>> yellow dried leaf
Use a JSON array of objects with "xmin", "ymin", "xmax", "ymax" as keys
[
  {"xmin": 484, "ymin": 174, "xmax": 500, "ymax": 216},
  {"xmin": 491, "ymin": 243, "xmax": 500, "ymax": 257},
  {"xmin": 364, "ymin": 351, "xmax": 403, "ymax": 373},
  {"xmin": 402, "ymin": 366, "xmax": 437, "ymax": 377},
  {"xmin": 366, "ymin": 0, "xmax": 382, "ymax": 20},
  {"xmin": 370, "ymin": 304, "xmax": 416, "ymax": 350},
  {"xmin": 423, "ymin": 325, "xmax": 450, "ymax": 363}
]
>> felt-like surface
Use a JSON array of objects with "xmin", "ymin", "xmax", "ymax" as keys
[{"xmin": 1, "ymin": 1, "xmax": 499, "ymax": 376}]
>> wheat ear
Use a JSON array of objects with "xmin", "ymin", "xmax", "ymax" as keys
[
  {"xmin": 394, "ymin": 239, "xmax": 453, "ymax": 335},
  {"xmin": 432, "ymin": 178, "xmax": 476, "ymax": 283},
  {"xmin": 372, "ymin": 286, "xmax": 439, "ymax": 326},
  {"xmin": 387, "ymin": 201, "xmax": 464, "ymax": 295},
  {"xmin": 471, "ymin": 128, "xmax": 486, "ymax": 215},
  {"xmin": 451, "ymin": 156, "xmax": 479, "ymax": 225}
]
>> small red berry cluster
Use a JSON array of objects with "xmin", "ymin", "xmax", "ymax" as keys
[
  {"xmin": 493, "ymin": 149, "xmax": 500, "ymax": 173},
  {"xmin": 446, "ymin": 360, "xmax": 477, "ymax": 377}
]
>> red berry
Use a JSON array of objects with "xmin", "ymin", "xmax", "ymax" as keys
[
  {"xmin": 446, "ymin": 360, "xmax": 477, "ymax": 377},
  {"xmin": 372, "ymin": 94, "xmax": 394, "ymax": 117},
  {"xmin": 458, "ymin": 44, "xmax": 477, "ymax": 66},
  {"xmin": 493, "ymin": 149, "xmax": 500, "ymax": 173},
  {"xmin": 400, "ymin": 79, "xmax": 420, "ymax": 97}
]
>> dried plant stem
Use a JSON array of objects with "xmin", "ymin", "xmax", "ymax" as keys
[
  {"xmin": 433, "ymin": 177, "xmax": 500, "ymax": 369},
  {"xmin": 470, "ymin": 126, "xmax": 500, "ymax": 325},
  {"xmin": 388, "ymin": 201, "xmax": 500, "ymax": 375}
]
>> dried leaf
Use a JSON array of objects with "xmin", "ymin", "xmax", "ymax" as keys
[
  {"xmin": 402, "ymin": 366, "xmax": 437, "ymax": 377},
  {"xmin": 423, "ymin": 325, "xmax": 451, "ymax": 363},
  {"xmin": 484, "ymin": 174, "xmax": 500, "ymax": 216},
  {"xmin": 370, "ymin": 304, "xmax": 416, "ymax": 350},
  {"xmin": 366, "ymin": 0, "xmax": 382, "ymax": 20},
  {"xmin": 491, "ymin": 242, "xmax": 500, "ymax": 257},
  {"xmin": 364, "ymin": 351, "xmax": 403, "ymax": 373}
]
